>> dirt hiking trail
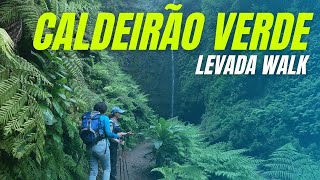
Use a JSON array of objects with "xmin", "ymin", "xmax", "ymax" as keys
[{"xmin": 118, "ymin": 142, "xmax": 155, "ymax": 180}]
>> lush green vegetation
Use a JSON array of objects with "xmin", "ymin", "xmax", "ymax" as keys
[
  {"xmin": 261, "ymin": 143, "xmax": 320, "ymax": 180},
  {"xmin": 0, "ymin": 0, "xmax": 155, "ymax": 179},
  {"xmin": 1, "ymin": 0, "xmax": 320, "ymax": 180},
  {"xmin": 110, "ymin": 0, "xmax": 320, "ymax": 179},
  {"xmin": 148, "ymin": 118, "xmax": 261, "ymax": 180}
]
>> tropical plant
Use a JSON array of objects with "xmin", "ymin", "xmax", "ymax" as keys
[
  {"xmin": 148, "ymin": 118, "xmax": 197, "ymax": 166},
  {"xmin": 0, "ymin": 0, "xmax": 156, "ymax": 179},
  {"xmin": 261, "ymin": 143, "xmax": 320, "ymax": 180},
  {"xmin": 149, "ymin": 118, "xmax": 262, "ymax": 180}
]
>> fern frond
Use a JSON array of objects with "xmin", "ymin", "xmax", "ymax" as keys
[
  {"xmin": 63, "ymin": 58, "xmax": 84, "ymax": 80},
  {"xmin": 12, "ymin": 138, "xmax": 36, "ymax": 159},
  {"xmin": 0, "ymin": 76, "xmax": 20, "ymax": 106},
  {"xmin": 263, "ymin": 170, "xmax": 295, "ymax": 180},
  {"xmin": 0, "ymin": 28, "xmax": 16, "ymax": 60},
  {"xmin": 3, "ymin": 106, "xmax": 29, "ymax": 136},
  {"xmin": 63, "ymin": 115, "xmax": 78, "ymax": 139},
  {"xmin": 217, "ymin": 149, "xmax": 248, "ymax": 162},
  {"xmin": 0, "ymin": 65, "xmax": 8, "ymax": 81},
  {"xmin": 37, "ymin": 0, "xmax": 49, "ymax": 12},
  {"xmin": 71, "ymin": 79, "xmax": 100, "ymax": 109},
  {"xmin": 151, "ymin": 166, "xmax": 176, "ymax": 180},
  {"xmin": 63, "ymin": 51, "xmax": 84, "ymax": 70},
  {"xmin": 3, "ymin": 117, "xmax": 22, "ymax": 136},
  {"xmin": 0, "ymin": 91, "xmax": 28, "ymax": 125},
  {"xmin": 15, "ymin": 0, "xmax": 41, "ymax": 36},
  {"xmin": 15, "ymin": 157, "xmax": 42, "ymax": 180},
  {"xmin": 262, "ymin": 143, "xmax": 320, "ymax": 180},
  {"xmin": 5, "ymin": 20, "xmax": 23, "ymax": 45},
  {"xmin": 4, "ymin": 112, "xmax": 23, "ymax": 136},
  {"xmin": 0, "ymin": 1, "xmax": 19, "ymax": 25},
  {"xmin": 0, "ymin": 28, "xmax": 52, "ymax": 86},
  {"xmin": 0, "ymin": 166, "xmax": 10, "ymax": 180},
  {"xmin": 0, "ymin": 136, "xmax": 15, "ymax": 154},
  {"xmin": 13, "ymin": 55, "xmax": 52, "ymax": 86},
  {"xmin": 24, "ymin": 83, "xmax": 52, "ymax": 104},
  {"xmin": 48, "ymin": 0, "xmax": 58, "ymax": 16},
  {"xmin": 30, "ymin": 100, "xmax": 46, "ymax": 135},
  {"xmin": 19, "ymin": 118, "xmax": 37, "ymax": 136}
]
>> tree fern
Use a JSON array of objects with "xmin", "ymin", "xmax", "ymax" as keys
[
  {"xmin": 4, "ymin": 20, "xmax": 23, "ymax": 46},
  {"xmin": 62, "ymin": 56, "xmax": 84, "ymax": 81},
  {"xmin": 262, "ymin": 143, "xmax": 320, "ymax": 180},
  {"xmin": 0, "ymin": 1, "xmax": 156, "ymax": 179},
  {"xmin": 0, "ymin": 0, "xmax": 43, "ymax": 37},
  {"xmin": 0, "ymin": 77, "xmax": 20, "ymax": 106},
  {"xmin": 0, "ymin": 28, "xmax": 15, "ymax": 59},
  {"xmin": 12, "ymin": 157, "xmax": 42, "ymax": 180},
  {"xmin": 16, "ymin": 0, "xmax": 41, "ymax": 36},
  {"xmin": 14, "ymin": 56, "xmax": 51, "ymax": 85},
  {"xmin": 0, "ymin": 1, "xmax": 20, "ymax": 25},
  {"xmin": 24, "ymin": 83, "xmax": 52, "ymax": 104},
  {"xmin": 3, "ymin": 106, "xmax": 29, "ymax": 136},
  {"xmin": 194, "ymin": 144, "xmax": 261, "ymax": 180},
  {"xmin": 0, "ymin": 91, "xmax": 28, "ymax": 125},
  {"xmin": 37, "ymin": 0, "xmax": 50, "ymax": 12},
  {"xmin": 148, "ymin": 118, "xmax": 261, "ymax": 180},
  {"xmin": 152, "ymin": 163, "xmax": 207, "ymax": 180},
  {"xmin": 0, "ymin": 64, "xmax": 8, "ymax": 80},
  {"xmin": 0, "ymin": 29, "xmax": 51, "ymax": 87},
  {"xmin": 0, "ymin": 27, "xmax": 51, "ymax": 176},
  {"xmin": 0, "ymin": 1, "xmax": 86, "ymax": 179}
]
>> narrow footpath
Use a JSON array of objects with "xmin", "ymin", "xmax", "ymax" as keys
[{"xmin": 118, "ymin": 142, "xmax": 154, "ymax": 180}]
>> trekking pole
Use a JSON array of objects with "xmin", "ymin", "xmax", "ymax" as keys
[
  {"xmin": 124, "ymin": 144, "xmax": 129, "ymax": 180},
  {"xmin": 121, "ymin": 136, "xmax": 129, "ymax": 180},
  {"xmin": 119, "ymin": 146, "xmax": 122, "ymax": 180},
  {"xmin": 122, "ymin": 145, "xmax": 126, "ymax": 180},
  {"xmin": 120, "ymin": 137, "xmax": 127, "ymax": 180}
]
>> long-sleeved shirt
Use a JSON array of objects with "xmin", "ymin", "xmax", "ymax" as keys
[{"xmin": 100, "ymin": 115, "xmax": 119, "ymax": 139}]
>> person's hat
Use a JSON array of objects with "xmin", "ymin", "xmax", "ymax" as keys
[{"xmin": 111, "ymin": 107, "xmax": 125, "ymax": 114}]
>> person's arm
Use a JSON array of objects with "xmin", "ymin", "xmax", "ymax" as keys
[{"xmin": 102, "ymin": 116, "xmax": 120, "ymax": 139}]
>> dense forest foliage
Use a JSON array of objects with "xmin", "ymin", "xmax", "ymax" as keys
[
  {"xmin": 0, "ymin": 0, "xmax": 320, "ymax": 180},
  {"xmin": 0, "ymin": 0, "xmax": 156, "ymax": 179},
  {"xmin": 111, "ymin": 0, "xmax": 320, "ymax": 179}
]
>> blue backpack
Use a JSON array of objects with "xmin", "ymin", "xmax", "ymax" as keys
[{"xmin": 80, "ymin": 112, "xmax": 105, "ymax": 145}]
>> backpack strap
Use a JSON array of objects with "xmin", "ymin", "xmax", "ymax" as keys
[{"xmin": 110, "ymin": 120, "xmax": 116, "ymax": 133}]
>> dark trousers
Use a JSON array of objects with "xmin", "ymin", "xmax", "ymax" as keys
[{"xmin": 110, "ymin": 142, "xmax": 118, "ymax": 180}]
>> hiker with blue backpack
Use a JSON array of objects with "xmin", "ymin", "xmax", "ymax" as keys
[{"xmin": 80, "ymin": 102, "xmax": 128, "ymax": 180}]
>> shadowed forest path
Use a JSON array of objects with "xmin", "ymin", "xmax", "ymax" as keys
[{"xmin": 117, "ymin": 142, "xmax": 154, "ymax": 180}]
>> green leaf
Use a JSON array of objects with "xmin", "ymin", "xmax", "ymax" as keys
[
  {"xmin": 42, "ymin": 107, "xmax": 56, "ymax": 125},
  {"xmin": 63, "ymin": 85, "xmax": 73, "ymax": 92},
  {"xmin": 154, "ymin": 139, "xmax": 163, "ymax": 149},
  {"xmin": 69, "ymin": 98, "xmax": 77, "ymax": 103},
  {"xmin": 48, "ymin": 73, "xmax": 56, "ymax": 80},
  {"xmin": 52, "ymin": 134, "xmax": 62, "ymax": 144},
  {"xmin": 31, "ymin": 51, "xmax": 46, "ymax": 64},
  {"xmin": 58, "ymin": 93, "xmax": 66, "ymax": 100},
  {"xmin": 58, "ymin": 77, "xmax": 67, "ymax": 84},
  {"xmin": 53, "ymin": 100, "xmax": 64, "ymax": 117},
  {"xmin": 63, "ymin": 100, "xmax": 71, "ymax": 108}
]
